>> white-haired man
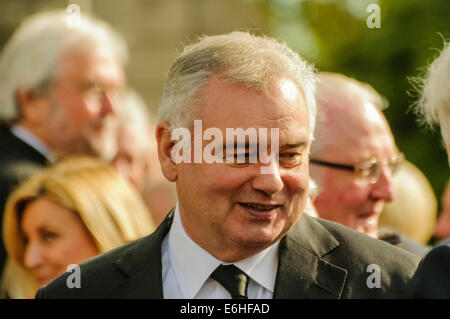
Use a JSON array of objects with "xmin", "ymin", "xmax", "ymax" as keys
[
  {"xmin": 310, "ymin": 72, "xmax": 429, "ymax": 256},
  {"xmin": 415, "ymin": 43, "xmax": 450, "ymax": 164},
  {"xmin": 36, "ymin": 32, "xmax": 418, "ymax": 299},
  {"xmin": 412, "ymin": 43, "xmax": 450, "ymax": 298},
  {"xmin": 0, "ymin": 10, "xmax": 127, "ymax": 273}
]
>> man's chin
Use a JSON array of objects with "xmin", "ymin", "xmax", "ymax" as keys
[
  {"xmin": 230, "ymin": 223, "xmax": 286, "ymax": 249},
  {"xmin": 87, "ymin": 133, "xmax": 118, "ymax": 161},
  {"xmin": 85, "ymin": 118, "xmax": 119, "ymax": 160}
]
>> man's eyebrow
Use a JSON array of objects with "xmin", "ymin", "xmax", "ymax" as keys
[
  {"xmin": 223, "ymin": 141, "xmax": 308, "ymax": 150},
  {"xmin": 282, "ymin": 142, "xmax": 308, "ymax": 149}
]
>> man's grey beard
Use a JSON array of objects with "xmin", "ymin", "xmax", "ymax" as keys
[{"xmin": 87, "ymin": 116, "xmax": 119, "ymax": 162}]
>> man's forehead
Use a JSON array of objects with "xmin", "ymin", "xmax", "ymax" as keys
[
  {"xmin": 321, "ymin": 131, "xmax": 396, "ymax": 163},
  {"xmin": 197, "ymin": 78, "xmax": 308, "ymax": 122},
  {"xmin": 322, "ymin": 88, "xmax": 391, "ymax": 137},
  {"xmin": 57, "ymin": 47, "xmax": 124, "ymax": 81}
]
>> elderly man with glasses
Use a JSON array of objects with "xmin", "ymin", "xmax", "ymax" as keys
[{"xmin": 310, "ymin": 72, "xmax": 428, "ymax": 256}]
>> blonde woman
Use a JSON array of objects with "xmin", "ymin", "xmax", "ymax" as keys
[{"xmin": 1, "ymin": 157, "xmax": 154, "ymax": 298}]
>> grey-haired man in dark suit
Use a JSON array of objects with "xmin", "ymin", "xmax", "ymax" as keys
[{"xmin": 36, "ymin": 31, "xmax": 419, "ymax": 299}]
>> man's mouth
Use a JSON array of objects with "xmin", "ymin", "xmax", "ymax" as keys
[
  {"xmin": 238, "ymin": 202, "xmax": 282, "ymax": 218},
  {"xmin": 355, "ymin": 212, "xmax": 380, "ymax": 236}
]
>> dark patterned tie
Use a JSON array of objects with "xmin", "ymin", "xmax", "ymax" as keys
[{"xmin": 210, "ymin": 264, "xmax": 249, "ymax": 299}]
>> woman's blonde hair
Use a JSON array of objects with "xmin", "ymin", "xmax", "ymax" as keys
[{"xmin": 1, "ymin": 156, "xmax": 154, "ymax": 298}]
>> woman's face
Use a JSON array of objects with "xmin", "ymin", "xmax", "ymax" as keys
[{"xmin": 20, "ymin": 197, "xmax": 99, "ymax": 286}]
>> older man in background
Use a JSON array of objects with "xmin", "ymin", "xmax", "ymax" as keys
[
  {"xmin": 310, "ymin": 72, "xmax": 429, "ymax": 256},
  {"xmin": 0, "ymin": 10, "xmax": 127, "ymax": 273}
]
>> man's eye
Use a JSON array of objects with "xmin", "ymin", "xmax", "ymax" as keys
[{"xmin": 280, "ymin": 153, "xmax": 302, "ymax": 165}]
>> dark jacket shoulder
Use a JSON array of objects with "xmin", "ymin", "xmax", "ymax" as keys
[
  {"xmin": 0, "ymin": 125, "xmax": 48, "ymax": 200},
  {"xmin": 412, "ymin": 244, "xmax": 450, "ymax": 298},
  {"xmin": 307, "ymin": 217, "xmax": 420, "ymax": 298}
]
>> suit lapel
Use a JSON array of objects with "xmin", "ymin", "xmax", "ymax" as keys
[
  {"xmin": 109, "ymin": 209, "xmax": 175, "ymax": 298},
  {"xmin": 273, "ymin": 214, "xmax": 347, "ymax": 299}
]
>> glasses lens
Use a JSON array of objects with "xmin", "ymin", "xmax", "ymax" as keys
[
  {"xmin": 357, "ymin": 158, "xmax": 380, "ymax": 184},
  {"xmin": 390, "ymin": 153, "xmax": 404, "ymax": 175},
  {"xmin": 367, "ymin": 162, "xmax": 380, "ymax": 184}
]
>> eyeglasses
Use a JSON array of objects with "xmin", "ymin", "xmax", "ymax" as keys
[
  {"xmin": 310, "ymin": 152, "xmax": 405, "ymax": 184},
  {"xmin": 55, "ymin": 81, "xmax": 123, "ymax": 109}
]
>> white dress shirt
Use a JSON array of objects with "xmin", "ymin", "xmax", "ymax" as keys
[
  {"xmin": 11, "ymin": 125, "xmax": 53, "ymax": 160},
  {"xmin": 162, "ymin": 204, "xmax": 280, "ymax": 299}
]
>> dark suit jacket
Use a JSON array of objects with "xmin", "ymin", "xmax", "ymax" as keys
[
  {"xmin": 412, "ymin": 244, "xmax": 450, "ymax": 298},
  {"xmin": 35, "ymin": 211, "xmax": 420, "ymax": 299},
  {"xmin": 0, "ymin": 125, "xmax": 48, "ymax": 273}
]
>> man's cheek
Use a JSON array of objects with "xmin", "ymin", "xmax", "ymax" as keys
[{"xmin": 283, "ymin": 168, "xmax": 308, "ymax": 187}]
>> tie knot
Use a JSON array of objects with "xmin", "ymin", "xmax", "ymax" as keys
[{"xmin": 210, "ymin": 264, "xmax": 249, "ymax": 299}]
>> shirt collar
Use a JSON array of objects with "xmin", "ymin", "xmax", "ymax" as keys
[
  {"xmin": 234, "ymin": 239, "xmax": 279, "ymax": 293},
  {"xmin": 168, "ymin": 204, "xmax": 279, "ymax": 298},
  {"xmin": 11, "ymin": 125, "xmax": 53, "ymax": 161}
]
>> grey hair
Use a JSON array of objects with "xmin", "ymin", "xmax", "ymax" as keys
[
  {"xmin": 0, "ymin": 10, "xmax": 128, "ymax": 124},
  {"xmin": 158, "ymin": 31, "xmax": 317, "ymax": 138},
  {"xmin": 415, "ymin": 42, "xmax": 450, "ymax": 146},
  {"xmin": 311, "ymin": 72, "xmax": 389, "ymax": 156}
]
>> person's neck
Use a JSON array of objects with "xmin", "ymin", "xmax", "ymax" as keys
[
  {"xmin": 12, "ymin": 122, "xmax": 54, "ymax": 158},
  {"xmin": 16, "ymin": 121, "xmax": 52, "ymax": 149},
  {"xmin": 16, "ymin": 121, "xmax": 95, "ymax": 159},
  {"xmin": 184, "ymin": 225, "xmax": 272, "ymax": 263}
]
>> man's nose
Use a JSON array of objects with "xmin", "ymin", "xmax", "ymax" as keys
[
  {"xmin": 251, "ymin": 159, "xmax": 284, "ymax": 196},
  {"xmin": 23, "ymin": 241, "xmax": 45, "ymax": 270},
  {"xmin": 100, "ymin": 91, "xmax": 117, "ymax": 116},
  {"xmin": 370, "ymin": 166, "xmax": 395, "ymax": 202}
]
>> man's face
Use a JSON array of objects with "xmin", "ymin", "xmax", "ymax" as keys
[
  {"xmin": 42, "ymin": 47, "xmax": 125, "ymax": 158},
  {"xmin": 312, "ymin": 98, "xmax": 397, "ymax": 238},
  {"xmin": 174, "ymin": 77, "xmax": 310, "ymax": 261}
]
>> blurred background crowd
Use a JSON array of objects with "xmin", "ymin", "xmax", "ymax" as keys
[{"xmin": 0, "ymin": 0, "xmax": 449, "ymax": 298}]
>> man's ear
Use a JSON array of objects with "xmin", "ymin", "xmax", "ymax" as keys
[
  {"xmin": 156, "ymin": 122, "xmax": 178, "ymax": 182},
  {"xmin": 15, "ymin": 89, "xmax": 49, "ymax": 125}
]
